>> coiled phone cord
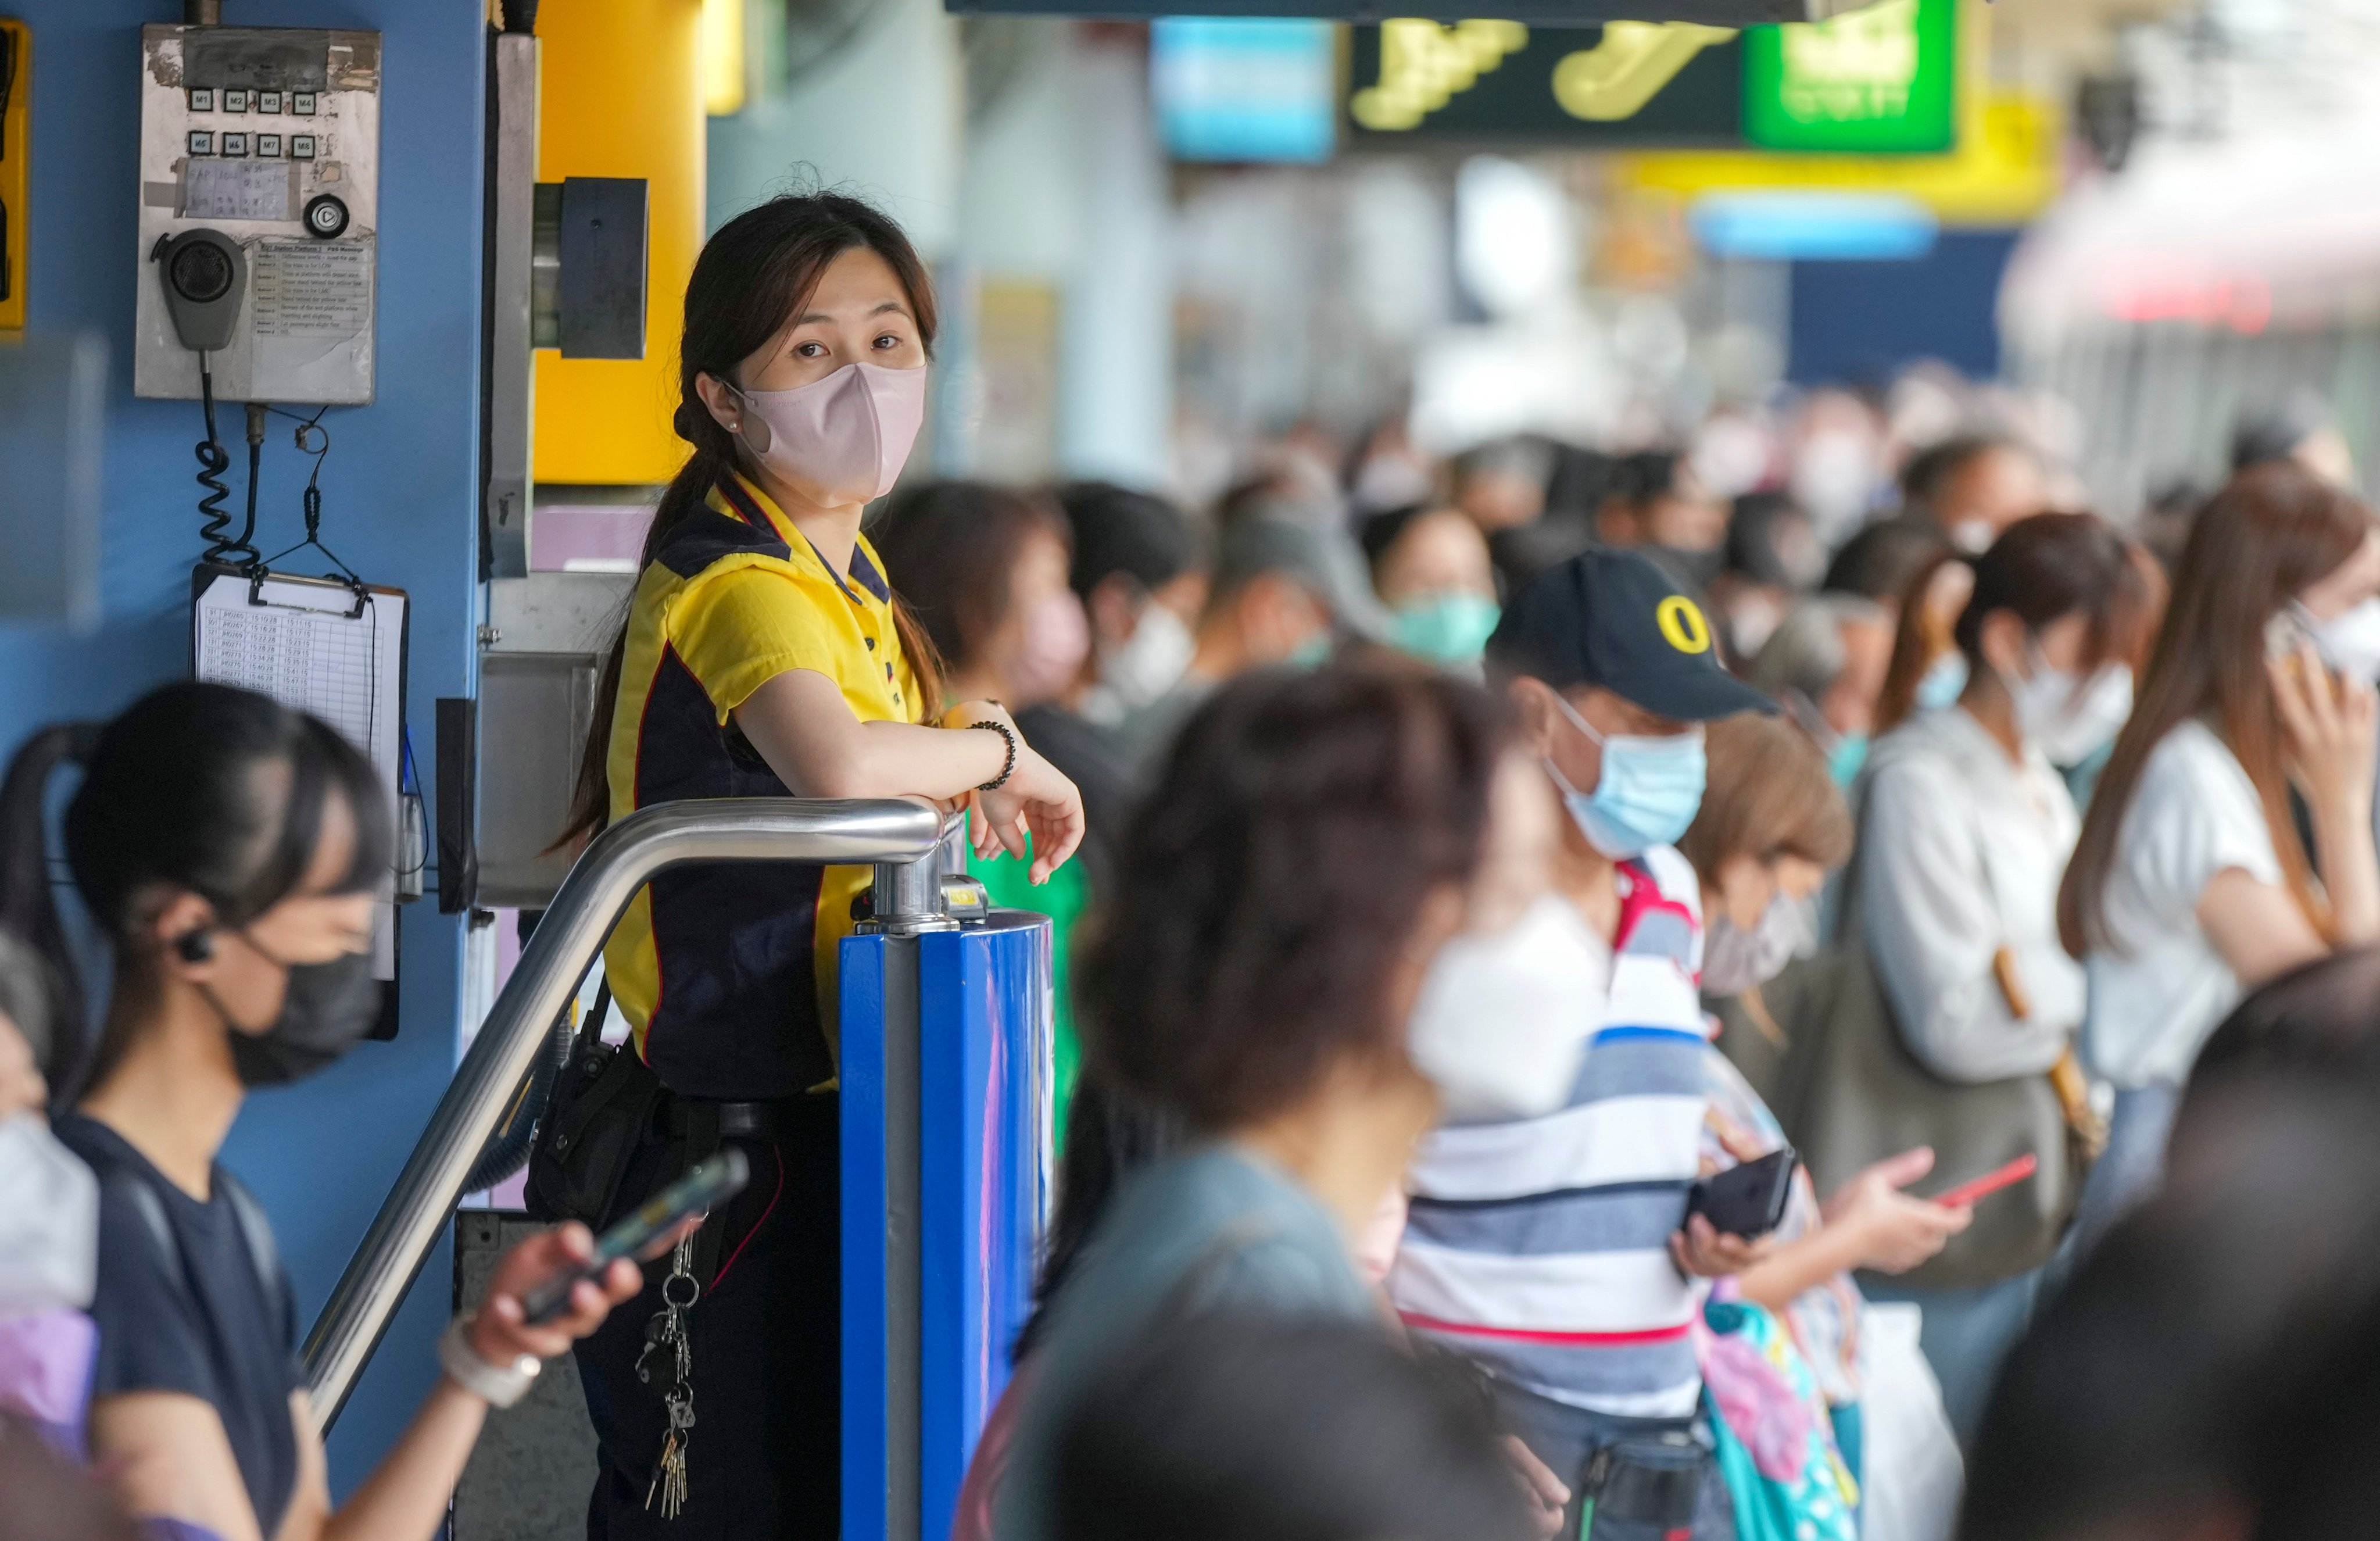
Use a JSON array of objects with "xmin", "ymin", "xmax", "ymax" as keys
[{"xmin": 194, "ymin": 353, "xmax": 257, "ymax": 567}]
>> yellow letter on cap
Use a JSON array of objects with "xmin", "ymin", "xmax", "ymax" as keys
[{"xmin": 1656, "ymin": 595, "xmax": 1712, "ymax": 655}]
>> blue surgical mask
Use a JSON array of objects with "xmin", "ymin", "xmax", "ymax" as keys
[
  {"xmin": 1543, "ymin": 693, "xmax": 1706, "ymax": 859},
  {"xmin": 1828, "ymin": 731, "xmax": 1870, "ymax": 788},
  {"xmin": 1915, "ymin": 652, "xmax": 1967, "ymax": 712},
  {"xmin": 1389, "ymin": 593, "xmax": 1501, "ymax": 666},
  {"xmin": 1286, "ymin": 631, "xmax": 1333, "ymax": 670}
]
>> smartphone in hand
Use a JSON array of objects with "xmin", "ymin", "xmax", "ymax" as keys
[
  {"xmin": 519, "ymin": 1149, "xmax": 750, "ymax": 1324},
  {"xmin": 1685, "ymin": 1148, "xmax": 1795, "ymax": 1240},
  {"xmin": 1930, "ymin": 1152, "xmax": 2036, "ymax": 1210}
]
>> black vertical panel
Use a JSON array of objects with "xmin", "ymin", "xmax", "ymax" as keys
[
  {"xmin": 438, "ymin": 696, "xmax": 480, "ymax": 914},
  {"xmin": 557, "ymin": 177, "xmax": 649, "ymax": 360}
]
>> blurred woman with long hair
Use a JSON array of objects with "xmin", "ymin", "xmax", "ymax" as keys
[{"xmin": 2058, "ymin": 462, "xmax": 2380, "ymax": 1250}]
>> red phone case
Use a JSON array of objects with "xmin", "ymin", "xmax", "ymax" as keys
[{"xmin": 1933, "ymin": 1153, "xmax": 2037, "ymax": 1209}]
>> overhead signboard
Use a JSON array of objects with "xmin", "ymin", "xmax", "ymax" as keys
[
  {"xmin": 952, "ymin": 1, "xmax": 1898, "ymax": 21},
  {"xmin": 1616, "ymin": 0, "xmax": 2052, "ymax": 228},
  {"xmin": 1342, "ymin": 0, "xmax": 1955, "ymax": 152},
  {"xmin": 1741, "ymin": 0, "xmax": 1955, "ymax": 151},
  {"xmin": 1347, "ymin": 20, "xmax": 1744, "ymax": 145},
  {"xmin": 1619, "ymin": 90, "xmax": 2057, "ymax": 225},
  {"xmin": 1153, "ymin": 17, "xmax": 1338, "ymax": 162}
]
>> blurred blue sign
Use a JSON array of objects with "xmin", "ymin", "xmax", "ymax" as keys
[
  {"xmin": 1152, "ymin": 18, "xmax": 1336, "ymax": 163},
  {"xmin": 1690, "ymin": 191, "xmax": 1938, "ymax": 259}
]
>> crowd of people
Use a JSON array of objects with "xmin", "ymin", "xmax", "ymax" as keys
[{"xmin": 6, "ymin": 189, "xmax": 2380, "ymax": 1541}]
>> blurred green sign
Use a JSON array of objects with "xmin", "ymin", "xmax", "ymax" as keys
[
  {"xmin": 1742, "ymin": 0, "xmax": 1957, "ymax": 152},
  {"xmin": 1341, "ymin": 1, "xmax": 1957, "ymax": 154}
]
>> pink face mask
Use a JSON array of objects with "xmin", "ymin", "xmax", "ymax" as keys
[
  {"xmin": 1010, "ymin": 590, "xmax": 1090, "ymax": 706},
  {"xmin": 728, "ymin": 361, "xmax": 928, "ymax": 506}
]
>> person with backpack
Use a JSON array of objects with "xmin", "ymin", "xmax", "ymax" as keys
[{"xmin": 0, "ymin": 684, "xmax": 643, "ymax": 1541}]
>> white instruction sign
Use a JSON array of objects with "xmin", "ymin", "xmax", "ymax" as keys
[
  {"xmin": 253, "ymin": 241, "xmax": 373, "ymax": 339},
  {"xmin": 182, "ymin": 159, "xmax": 295, "ymax": 223}
]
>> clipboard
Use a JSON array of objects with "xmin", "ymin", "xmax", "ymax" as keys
[{"xmin": 191, "ymin": 561, "xmax": 410, "ymax": 1038}]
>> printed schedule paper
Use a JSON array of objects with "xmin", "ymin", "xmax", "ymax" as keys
[{"xmin": 193, "ymin": 569, "xmax": 408, "ymax": 987}]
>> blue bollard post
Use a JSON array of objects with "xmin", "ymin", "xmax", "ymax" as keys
[{"xmin": 843, "ymin": 910, "xmax": 1053, "ymax": 1541}]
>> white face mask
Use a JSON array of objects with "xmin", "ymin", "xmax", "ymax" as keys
[
  {"xmin": 1702, "ymin": 890, "xmax": 1814, "ymax": 997},
  {"xmin": 2309, "ymin": 597, "xmax": 2380, "ymax": 682},
  {"xmin": 1083, "ymin": 600, "xmax": 1195, "ymax": 723},
  {"xmin": 1406, "ymin": 895, "xmax": 1608, "ymax": 1121},
  {"xmin": 0, "ymin": 1114, "xmax": 98, "ymax": 1317},
  {"xmin": 2009, "ymin": 646, "xmax": 2132, "ymax": 766}
]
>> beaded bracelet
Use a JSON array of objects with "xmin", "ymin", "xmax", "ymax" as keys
[{"xmin": 973, "ymin": 718, "xmax": 1018, "ymax": 791}]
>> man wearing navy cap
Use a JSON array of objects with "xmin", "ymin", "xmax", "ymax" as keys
[{"xmin": 1387, "ymin": 547, "xmax": 1773, "ymax": 1540}]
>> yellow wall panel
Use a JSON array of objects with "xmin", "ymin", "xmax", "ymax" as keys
[
  {"xmin": 0, "ymin": 20, "xmax": 29, "ymax": 332},
  {"xmin": 534, "ymin": 0, "xmax": 703, "ymax": 485}
]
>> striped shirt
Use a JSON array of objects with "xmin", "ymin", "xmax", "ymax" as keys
[{"xmin": 1390, "ymin": 845, "xmax": 1710, "ymax": 1420}]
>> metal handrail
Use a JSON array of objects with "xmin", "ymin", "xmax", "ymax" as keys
[{"xmin": 302, "ymin": 796, "xmax": 949, "ymax": 1429}]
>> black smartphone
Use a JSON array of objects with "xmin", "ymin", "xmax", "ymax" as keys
[
  {"xmin": 518, "ymin": 1149, "xmax": 750, "ymax": 1324},
  {"xmin": 1685, "ymin": 1147, "xmax": 1795, "ymax": 1240}
]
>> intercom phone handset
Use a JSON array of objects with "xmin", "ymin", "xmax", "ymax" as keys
[{"xmin": 153, "ymin": 227, "xmax": 261, "ymax": 567}]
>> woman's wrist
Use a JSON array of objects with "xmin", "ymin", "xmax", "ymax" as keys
[
  {"xmin": 440, "ymin": 1315, "xmax": 541, "ymax": 1408},
  {"xmin": 972, "ymin": 720, "xmax": 1018, "ymax": 791}
]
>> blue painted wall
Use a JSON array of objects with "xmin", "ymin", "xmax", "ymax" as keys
[
  {"xmin": 1787, "ymin": 227, "xmax": 2021, "ymax": 388},
  {"xmin": 0, "ymin": 1, "xmax": 485, "ymax": 1495}
]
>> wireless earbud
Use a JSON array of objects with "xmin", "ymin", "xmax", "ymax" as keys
[{"xmin": 176, "ymin": 928, "xmax": 216, "ymax": 964}]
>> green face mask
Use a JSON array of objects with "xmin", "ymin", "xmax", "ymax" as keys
[
  {"xmin": 1287, "ymin": 631, "xmax": 1334, "ymax": 670},
  {"xmin": 1828, "ymin": 731, "xmax": 1870, "ymax": 788},
  {"xmin": 1388, "ymin": 592, "xmax": 1501, "ymax": 666}
]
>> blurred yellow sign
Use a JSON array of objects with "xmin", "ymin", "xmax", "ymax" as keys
[
  {"xmin": 1615, "ymin": 90, "xmax": 2057, "ymax": 223},
  {"xmin": 1552, "ymin": 23, "xmax": 1735, "ymax": 122},
  {"xmin": 1348, "ymin": 20, "xmax": 1529, "ymax": 132},
  {"xmin": 1616, "ymin": 0, "xmax": 2056, "ymax": 225}
]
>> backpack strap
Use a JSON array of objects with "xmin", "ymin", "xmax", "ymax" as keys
[
  {"xmin": 217, "ymin": 1177, "xmax": 284, "ymax": 1304},
  {"xmin": 108, "ymin": 1172, "xmax": 181, "ymax": 1291}
]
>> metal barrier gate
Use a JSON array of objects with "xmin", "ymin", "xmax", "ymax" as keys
[{"xmin": 302, "ymin": 796, "xmax": 1054, "ymax": 1541}]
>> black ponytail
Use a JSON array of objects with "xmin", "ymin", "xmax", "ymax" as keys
[
  {"xmin": 0, "ymin": 724, "xmax": 99, "ymax": 1082},
  {"xmin": 0, "ymin": 682, "xmax": 392, "ymax": 1093},
  {"xmin": 556, "ymin": 190, "xmax": 943, "ymax": 851}
]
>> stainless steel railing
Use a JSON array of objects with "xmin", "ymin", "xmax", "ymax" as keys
[{"xmin": 302, "ymin": 796, "xmax": 951, "ymax": 1429}]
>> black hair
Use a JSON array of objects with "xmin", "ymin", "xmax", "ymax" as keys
[
  {"xmin": 869, "ymin": 481, "xmax": 1069, "ymax": 688},
  {"xmin": 1951, "ymin": 512, "xmax": 2157, "ymax": 675},
  {"xmin": 0, "ymin": 930, "xmax": 61, "ymax": 1086},
  {"xmin": 1012, "ymin": 1075, "xmax": 1185, "ymax": 1363},
  {"xmin": 1357, "ymin": 502, "xmax": 1429, "ymax": 576},
  {"xmin": 1726, "ymin": 491, "xmax": 1817, "ymax": 590},
  {"xmin": 1899, "ymin": 434, "xmax": 2026, "ymax": 514},
  {"xmin": 1053, "ymin": 482, "xmax": 1200, "ymax": 600},
  {"xmin": 0, "ymin": 682, "xmax": 391, "ymax": 1093},
  {"xmin": 559, "ymin": 191, "xmax": 942, "ymax": 849},
  {"xmin": 2232, "ymin": 389, "xmax": 2333, "ymax": 473},
  {"xmin": 1603, "ymin": 449, "xmax": 1684, "ymax": 509},
  {"xmin": 1963, "ymin": 1079, "xmax": 2380, "ymax": 1541},
  {"xmin": 1821, "ymin": 516, "xmax": 1951, "ymax": 603},
  {"xmin": 1078, "ymin": 658, "xmax": 1509, "ymax": 1132},
  {"xmin": 2178, "ymin": 945, "xmax": 2380, "ymax": 1131},
  {"xmin": 1053, "ymin": 1311, "xmax": 1534, "ymax": 1541}
]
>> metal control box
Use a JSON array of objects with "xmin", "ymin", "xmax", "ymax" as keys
[{"xmin": 134, "ymin": 25, "xmax": 380, "ymax": 405}]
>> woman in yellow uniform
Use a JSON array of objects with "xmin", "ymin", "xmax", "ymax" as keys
[{"xmin": 550, "ymin": 193, "xmax": 1084, "ymax": 1541}]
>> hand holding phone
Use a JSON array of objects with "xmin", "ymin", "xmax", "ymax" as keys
[
  {"xmin": 1930, "ymin": 1152, "xmax": 2037, "ymax": 1211},
  {"xmin": 520, "ymin": 1150, "xmax": 750, "ymax": 1324},
  {"xmin": 1685, "ymin": 1148, "xmax": 1795, "ymax": 1241},
  {"xmin": 2268, "ymin": 628, "xmax": 2378, "ymax": 820}
]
